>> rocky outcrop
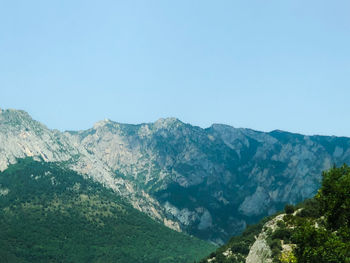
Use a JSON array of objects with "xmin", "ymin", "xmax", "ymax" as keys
[{"xmin": 245, "ymin": 214, "xmax": 286, "ymax": 263}]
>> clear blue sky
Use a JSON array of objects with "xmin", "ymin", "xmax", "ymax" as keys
[{"xmin": 1, "ymin": 1, "xmax": 349, "ymax": 136}]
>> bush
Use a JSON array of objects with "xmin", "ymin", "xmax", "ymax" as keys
[
  {"xmin": 276, "ymin": 220, "xmax": 285, "ymax": 228},
  {"xmin": 297, "ymin": 198, "xmax": 321, "ymax": 218},
  {"xmin": 284, "ymin": 204, "xmax": 294, "ymax": 214},
  {"xmin": 267, "ymin": 238, "xmax": 281, "ymax": 250},
  {"xmin": 230, "ymin": 241, "xmax": 250, "ymax": 255},
  {"xmin": 272, "ymin": 228, "xmax": 292, "ymax": 242}
]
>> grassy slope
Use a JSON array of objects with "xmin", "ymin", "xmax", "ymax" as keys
[{"xmin": 0, "ymin": 158, "xmax": 215, "ymax": 263}]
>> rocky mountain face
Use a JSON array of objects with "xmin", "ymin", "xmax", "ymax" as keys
[
  {"xmin": 66, "ymin": 117, "xmax": 350, "ymax": 244},
  {"xmin": 1, "ymin": 108, "xmax": 350, "ymax": 244},
  {"xmin": 0, "ymin": 109, "xmax": 180, "ymax": 231}
]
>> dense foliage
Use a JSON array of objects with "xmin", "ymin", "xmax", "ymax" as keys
[
  {"xmin": 0, "ymin": 158, "xmax": 215, "ymax": 263},
  {"xmin": 289, "ymin": 164, "xmax": 350, "ymax": 262}
]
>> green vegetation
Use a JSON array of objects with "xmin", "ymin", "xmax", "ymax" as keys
[
  {"xmin": 265, "ymin": 221, "xmax": 293, "ymax": 263},
  {"xmin": 201, "ymin": 164, "xmax": 350, "ymax": 263},
  {"xmin": 199, "ymin": 216, "xmax": 274, "ymax": 263},
  {"xmin": 264, "ymin": 164, "xmax": 350, "ymax": 262},
  {"xmin": 0, "ymin": 158, "xmax": 215, "ymax": 263},
  {"xmin": 288, "ymin": 164, "xmax": 350, "ymax": 262},
  {"xmin": 284, "ymin": 204, "xmax": 295, "ymax": 214}
]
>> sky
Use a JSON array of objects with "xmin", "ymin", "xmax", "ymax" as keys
[{"xmin": 1, "ymin": 1, "xmax": 350, "ymax": 136}]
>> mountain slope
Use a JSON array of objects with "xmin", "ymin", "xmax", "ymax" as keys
[
  {"xmin": 201, "ymin": 165, "xmax": 350, "ymax": 263},
  {"xmin": 0, "ymin": 109, "xmax": 180, "ymax": 231},
  {"xmin": 67, "ymin": 118, "xmax": 350, "ymax": 243},
  {"xmin": 2, "ymin": 108, "xmax": 350, "ymax": 244},
  {"xmin": 0, "ymin": 158, "xmax": 215, "ymax": 263}
]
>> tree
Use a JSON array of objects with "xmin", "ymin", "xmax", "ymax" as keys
[{"xmin": 317, "ymin": 164, "xmax": 350, "ymax": 230}]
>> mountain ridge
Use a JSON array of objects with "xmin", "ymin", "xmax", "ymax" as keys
[
  {"xmin": 0, "ymin": 108, "xmax": 181, "ymax": 232},
  {"xmin": 1, "ymin": 108, "xmax": 350, "ymax": 244}
]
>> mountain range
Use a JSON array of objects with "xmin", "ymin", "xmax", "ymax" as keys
[{"xmin": 1, "ymin": 108, "xmax": 350, "ymax": 245}]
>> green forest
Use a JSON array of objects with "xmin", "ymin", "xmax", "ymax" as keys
[
  {"xmin": 0, "ymin": 158, "xmax": 215, "ymax": 263},
  {"xmin": 2, "ymin": 157, "xmax": 350, "ymax": 263}
]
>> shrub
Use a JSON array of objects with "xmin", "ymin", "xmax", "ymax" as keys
[
  {"xmin": 267, "ymin": 238, "xmax": 281, "ymax": 250},
  {"xmin": 230, "ymin": 241, "xmax": 250, "ymax": 255},
  {"xmin": 284, "ymin": 204, "xmax": 295, "ymax": 214},
  {"xmin": 272, "ymin": 228, "xmax": 292, "ymax": 242},
  {"xmin": 276, "ymin": 220, "xmax": 285, "ymax": 228},
  {"xmin": 297, "ymin": 198, "xmax": 321, "ymax": 218}
]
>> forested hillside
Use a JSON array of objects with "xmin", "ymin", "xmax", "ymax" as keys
[{"xmin": 0, "ymin": 158, "xmax": 215, "ymax": 263}]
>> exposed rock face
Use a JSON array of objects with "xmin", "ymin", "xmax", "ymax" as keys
[
  {"xmin": 0, "ymin": 109, "xmax": 75, "ymax": 170},
  {"xmin": 245, "ymin": 214, "xmax": 285, "ymax": 263},
  {"xmin": 1, "ymin": 108, "xmax": 350, "ymax": 244},
  {"xmin": 66, "ymin": 119, "xmax": 350, "ymax": 243},
  {"xmin": 245, "ymin": 236, "xmax": 272, "ymax": 263},
  {"xmin": 0, "ymin": 109, "xmax": 180, "ymax": 231}
]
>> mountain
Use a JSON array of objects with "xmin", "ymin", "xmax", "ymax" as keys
[
  {"xmin": 0, "ymin": 158, "xmax": 215, "ymax": 263},
  {"xmin": 1, "ymin": 108, "xmax": 350, "ymax": 244},
  {"xmin": 65, "ymin": 117, "xmax": 350, "ymax": 243},
  {"xmin": 201, "ymin": 164, "xmax": 350, "ymax": 262},
  {"xmin": 0, "ymin": 109, "xmax": 180, "ymax": 231}
]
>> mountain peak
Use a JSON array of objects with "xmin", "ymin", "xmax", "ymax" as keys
[
  {"xmin": 0, "ymin": 108, "xmax": 38, "ymax": 127},
  {"xmin": 154, "ymin": 117, "xmax": 183, "ymax": 129},
  {"xmin": 1, "ymin": 108, "xmax": 30, "ymax": 116},
  {"xmin": 93, "ymin": 119, "xmax": 113, "ymax": 129}
]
